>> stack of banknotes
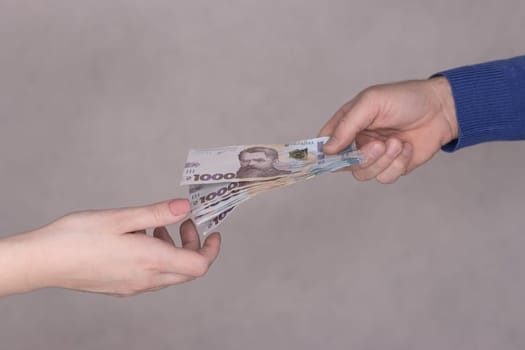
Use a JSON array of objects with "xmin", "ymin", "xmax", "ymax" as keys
[{"xmin": 180, "ymin": 137, "xmax": 364, "ymax": 234}]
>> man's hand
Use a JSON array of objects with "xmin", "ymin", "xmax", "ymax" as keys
[{"xmin": 319, "ymin": 77, "xmax": 458, "ymax": 183}]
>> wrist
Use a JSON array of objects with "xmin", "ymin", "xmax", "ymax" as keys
[
  {"xmin": 428, "ymin": 76, "xmax": 459, "ymax": 144},
  {"xmin": 0, "ymin": 230, "xmax": 56, "ymax": 296}
]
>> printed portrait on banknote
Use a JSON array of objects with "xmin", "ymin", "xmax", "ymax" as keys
[{"xmin": 236, "ymin": 146, "xmax": 293, "ymax": 179}]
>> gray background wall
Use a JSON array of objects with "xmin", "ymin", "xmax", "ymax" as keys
[{"xmin": 1, "ymin": 1, "xmax": 524, "ymax": 349}]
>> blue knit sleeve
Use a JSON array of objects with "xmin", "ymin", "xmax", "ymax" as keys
[{"xmin": 434, "ymin": 55, "xmax": 525, "ymax": 152}]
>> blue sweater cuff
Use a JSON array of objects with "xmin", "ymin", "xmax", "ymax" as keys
[{"xmin": 434, "ymin": 56, "xmax": 525, "ymax": 152}]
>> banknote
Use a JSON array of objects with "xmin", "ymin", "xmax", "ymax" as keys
[
  {"xmin": 191, "ymin": 176, "xmax": 297, "ymax": 221},
  {"xmin": 192, "ymin": 156, "xmax": 359, "ymax": 217},
  {"xmin": 194, "ymin": 204, "xmax": 239, "ymax": 234},
  {"xmin": 181, "ymin": 137, "xmax": 365, "ymax": 235},
  {"xmin": 181, "ymin": 137, "xmax": 361, "ymax": 185}
]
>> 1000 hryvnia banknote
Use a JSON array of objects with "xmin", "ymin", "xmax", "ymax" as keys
[{"xmin": 181, "ymin": 137, "xmax": 364, "ymax": 234}]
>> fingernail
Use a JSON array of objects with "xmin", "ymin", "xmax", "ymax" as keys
[{"xmin": 168, "ymin": 199, "xmax": 190, "ymax": 216}]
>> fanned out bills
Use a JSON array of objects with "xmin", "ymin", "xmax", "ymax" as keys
[{"xmin": 180, "ymin": 137, "xmax": 364, "ymax": 234}]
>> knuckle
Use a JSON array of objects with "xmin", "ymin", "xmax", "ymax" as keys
[
  {"xmin": 51, "ymin": 210, "xmax": 93, "ymax": 230},
  {"xmin": 57, "ymin": 211, "xmax": 82, "ymax": 224},
  {"xmin": 359, "ymin": 86, "xmax": 380, "ymax": 103},
  {"xmin": 336, "ymin": 116, "xmax": 347, "ymax": 129},
  {"xmin": 149, "ymin": 204, "xmax": 165, "ymax": 226}
]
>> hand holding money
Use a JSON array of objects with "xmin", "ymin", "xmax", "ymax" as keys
[{"xmin": 180, "ymin": 137, "xmax": 364, "ymax": 234}]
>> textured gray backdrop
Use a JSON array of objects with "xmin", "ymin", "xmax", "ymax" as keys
[{"xmin": 1, "ymin": 1, "xmax": 525, "ymax": 349}]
